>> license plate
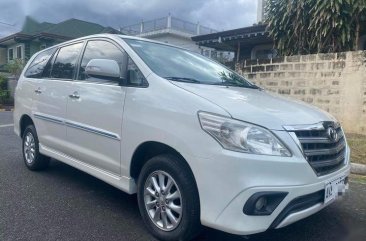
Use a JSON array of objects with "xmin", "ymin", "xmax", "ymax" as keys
[{"xmin": 324, "ymin": 176, "xmax": 347, "ymax": 204}]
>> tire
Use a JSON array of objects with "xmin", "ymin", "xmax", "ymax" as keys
[
  {"xmin": 22, "ymin": 125, "xmax": 50, "ymax": 171},
  {"xmin": 137, "ymin": 154, "xmax": 201, "ymax": 241}
]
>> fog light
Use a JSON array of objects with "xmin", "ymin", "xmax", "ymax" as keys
[
  {"xmin": 243, "ymin": 191, "xmax": 288, "ymax": 216},
  {"xmin": 255, "ymin": 197, "xmax": 267, "ymax": 211}
]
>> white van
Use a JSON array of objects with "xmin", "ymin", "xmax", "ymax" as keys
[{"xmin": 14, "ymin": 34, "xmax": 350, "ymax": 241}]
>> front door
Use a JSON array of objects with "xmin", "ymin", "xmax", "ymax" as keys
[{"xmin": 65, "ymin": 39, "xmax": 127, "ymax": 176}]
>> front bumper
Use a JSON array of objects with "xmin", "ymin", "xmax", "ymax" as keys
[
  {"xmin": 187, "ymin": 130, "xmax": 351, "ymax": 235},
  {"xmin": 214, "ymin": 168, "xmax": 349, "ymax": 235}
]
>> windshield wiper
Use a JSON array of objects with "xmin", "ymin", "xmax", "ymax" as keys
[
  {"xmin": 210, "ymin": 82, "xmax": 260, "ymax": 89},
  {"xmin": 164, "ymin": 77, "xmax": 201, "ymax": 83}
]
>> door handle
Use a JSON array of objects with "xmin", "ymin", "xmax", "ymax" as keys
[
  {"xmin": 69, "ymin": 91, "xmax": 80, "ymax": 99},
  {"xmin": 34, "ymin": 88, "xmax": 42, "ymax": 94}
]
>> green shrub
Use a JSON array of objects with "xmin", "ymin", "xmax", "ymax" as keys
[
  {"xmin": 0, "ymin": 74, "xmax": 7, "ymax": 90},
  {"xmin": 0, "ymin": 90, "xmax": 12, "ymax": 105}
]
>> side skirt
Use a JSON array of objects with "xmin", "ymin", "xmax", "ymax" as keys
[{"xmin": 39, "ymin": 144, "xmax": 137, "ymax": 194}]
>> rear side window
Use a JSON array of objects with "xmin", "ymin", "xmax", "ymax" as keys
[
  {"xmin": 78, "ymin": 40, "xmax": 126, "ymax": 82},
  {"xmin": 24, "ymin": 48, "xmax": 56, "ymax": 78},
  {"xmin": 51, "ymin": 42, "xmax": 83, "ymax": 79}
]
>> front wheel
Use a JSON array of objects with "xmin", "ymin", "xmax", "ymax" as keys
[{"xmin": 137, "ymin": 154, "xmax": 201, "ymax": 241}]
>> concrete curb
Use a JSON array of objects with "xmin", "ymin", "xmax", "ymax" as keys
[{"xmin": 351, "ymin": 163, "xmax": 366, "ymax": 175}]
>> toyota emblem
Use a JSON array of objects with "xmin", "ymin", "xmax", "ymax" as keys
[{"xmin": 327, "ymin": 127, "xmax": 338, "ymax": 142}]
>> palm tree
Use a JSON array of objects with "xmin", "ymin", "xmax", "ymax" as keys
[
  {"xmin": 266, "ymin": 0, "xmax": 366, "ymax": 55},
  {"xmin": 308, "ymin": 0, "xmax": 354, "ymax": 53},
  {"xmin": 352, "ymin": 0, "xmax": 366, "ymax": 50},
  {"xmin": 266, "ymin": 0, "xmax": 312, "ymax": 55}
]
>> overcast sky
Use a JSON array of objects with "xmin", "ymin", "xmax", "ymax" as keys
[{"xmin": 0, "ymin": 0, "xmax": 257, "ymax": 37}]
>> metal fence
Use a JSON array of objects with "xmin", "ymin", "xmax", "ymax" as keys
[
  {"xmin": 171, "ymin": 17, "xmax": 197, "ymax": 35},
  {"xmin": 121, "ymin": 16, "xmax": 217, "ymax": 36}
]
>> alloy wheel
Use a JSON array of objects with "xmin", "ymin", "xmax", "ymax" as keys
[
  {"xmin": 144, "ymin": 170, "xmax": 183, "ymax": 231},
  {"xmin": 24, "ymin": 132, "xmax": 36, "ymax": 164}
]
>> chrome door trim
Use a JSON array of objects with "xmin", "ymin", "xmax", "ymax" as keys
[
  {"xmin": 33, "ymin": 113, "xmax": 120, "ymax": 141},
  {"xmin": 65, "ymin": 121, "xmax": 120, "ymax": 140},
  {"xmin": 65, "ymin": 120, "xmax": 120, "ymax": 140},
  {"xmin": 34, "ymin": 113, "xmax": 64, "ymax": 125}
]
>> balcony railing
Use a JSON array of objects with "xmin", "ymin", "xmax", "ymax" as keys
[{"xmin": 120, "ymin": 15, "xmax": 217, "ymax": 36}]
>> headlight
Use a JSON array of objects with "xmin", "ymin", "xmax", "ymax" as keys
[{"xmin": 198, "ymin": 112, "xmax": 291, "ymax": 157}]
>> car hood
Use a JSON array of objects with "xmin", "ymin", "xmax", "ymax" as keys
[{"xmin": 172, "ymin": 83, "xmax": 336, "ymax": 130}]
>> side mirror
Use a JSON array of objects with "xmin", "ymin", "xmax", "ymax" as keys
[{"xmin": 85, "ymin": 59, "xmax": 121, "ymax": 79}]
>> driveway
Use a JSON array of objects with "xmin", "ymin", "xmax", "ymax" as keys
[{"xmin": 1, "ymin": 111, "xmax": 365, "ymax": 241}]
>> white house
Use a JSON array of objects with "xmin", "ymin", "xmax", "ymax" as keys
[
  {"xmin": 257, "ymin": 0, "xmax": 268, "ymax": 23},
  {"xmin": 121, "ymin": 15, "xmax": 233, "ymax": 62}
]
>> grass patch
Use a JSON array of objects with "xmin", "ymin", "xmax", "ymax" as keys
[
  {"xmin": 346, "ymin": 133, "xmax": 366, "ymax": 165},
  {"xmin": 350, "ymin": 174, "xmax": 366, "ymax": 184}
]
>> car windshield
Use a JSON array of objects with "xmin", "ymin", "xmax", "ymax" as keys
[{"xmin": 123, "ymin": 38, "xmax": 258, "ymax": 89}]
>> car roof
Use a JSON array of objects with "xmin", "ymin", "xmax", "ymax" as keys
[{"xmin": 37, "ymin": 33, "xmax": 191, "ymax": 56}]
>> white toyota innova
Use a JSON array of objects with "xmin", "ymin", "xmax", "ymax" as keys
[{"xmin": 14, "ymin": 34, "xmax": 350, "ymax": 241}]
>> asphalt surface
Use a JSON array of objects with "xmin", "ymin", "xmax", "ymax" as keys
[{"xmin": 1, "ymin": 111, "xmax": 365, "ymax": 241}]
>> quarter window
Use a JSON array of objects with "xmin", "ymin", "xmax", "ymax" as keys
[
  {"xmin": 24, "ymin": 48, "xmax": 56, "ymax": 78},
  {"xmin": 126, "ymin": 58, "xmax": 147, "ymax": 87},
  {"xmin": 41, "ymin": 50, "xmax": 58, "ymax": 78},
  {"xmin": 51, "ymin": 42, "xmax": 83, "ymax": 79}
]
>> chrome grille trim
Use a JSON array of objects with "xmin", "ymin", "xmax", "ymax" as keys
[
  {"xmin": 309, "ymin": 149, "xmax": 346, "ymax": 168},
  {"xmin": 286, "ymin": 122, "xmax": 346, "ymax": 176},
  {"xmin": 303, "ymin": 139, "xmax": 345, "ymax": 156},
  {"xmin": 283, "ymin": 121, "xmax": 340, "ymax": 131}
]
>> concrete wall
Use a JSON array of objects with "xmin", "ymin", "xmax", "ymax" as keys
[{"xmin": 236, "ymin": 51, "xmax": 366, "ymax": 134}]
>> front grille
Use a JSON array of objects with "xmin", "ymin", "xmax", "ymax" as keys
[{"xmin": 291, "ymin": 122, "xmax": 346, "ymax": 176}]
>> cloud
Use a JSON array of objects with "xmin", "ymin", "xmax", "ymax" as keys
[{"xmin": 0, "ymin": 0, "xmax": 257, "ymax": 37}]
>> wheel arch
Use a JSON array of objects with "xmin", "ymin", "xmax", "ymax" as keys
[
  {"xmin": 129, "ymin": 141, "xmax": 193, "ymax": 180},
  {"xmin": 19, "ymin": 114, "xmax": 34, "ymax": 137}
]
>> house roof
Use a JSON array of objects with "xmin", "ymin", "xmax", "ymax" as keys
[
  {"xmin": 0, "ymin": 17, "xmax": 120, "ymax": 45},
  {"xmin": 191, "ymin": 24, "xmax": 272, "ymax": 51}
]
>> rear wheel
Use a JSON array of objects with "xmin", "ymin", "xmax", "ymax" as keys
[
  {"xmin": 137, "ymin": 154, "xmax": 201, "ymax": 241},
  {"xmin": 22, "ymin": 125, "xmax": 50, "ymax": 171}
]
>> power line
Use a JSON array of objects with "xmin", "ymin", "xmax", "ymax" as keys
[{"xmin": 0, "ymin": 21, "xmax": 15, "ymax": 27}]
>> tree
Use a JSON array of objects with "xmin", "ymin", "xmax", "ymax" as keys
[
  {"xmin": 266, "ymin": 0, "xmax": 366, "ymax": 55},
  {"xmin": 352, "ymin": 0, "xmax": 366, "ymax": 50},
  {"xmin": 265, "ymin": 0, "xmax": 312, "ymax": 55},
  {"xmin": 5, "ymin": 59, "xmax": 24, "ymax": 78}
]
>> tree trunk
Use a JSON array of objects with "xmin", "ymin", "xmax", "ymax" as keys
[{"xmin": 355, "ymin": 20, "xmax": 360, "ymax": 51}]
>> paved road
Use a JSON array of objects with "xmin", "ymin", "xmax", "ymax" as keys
[{"xmin": 1, "ymin": 111, "xmax": 365, "ymax": 241}]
